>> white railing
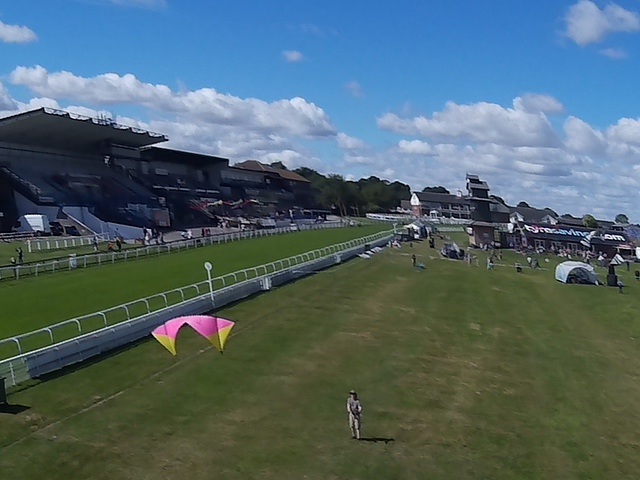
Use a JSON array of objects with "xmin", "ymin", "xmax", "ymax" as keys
[
  {"xmin": 0, "ymin": 230, "xmax": 392, "ymax": 386},
  {"xmin": 26, "ymin": 233, "xmax": 110, "ymax": 253},
  {"xmin": 0, "ymin": 221, "xmax": 346, "ymax": 281}
]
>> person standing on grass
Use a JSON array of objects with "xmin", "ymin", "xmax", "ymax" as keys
[
  {"xmin": 10, "ymin": 256, "xmax": 17, "ymax": 278},
  {"xmin": 347, "ymin": 389, "xmax": 363, "ymax": 440}
]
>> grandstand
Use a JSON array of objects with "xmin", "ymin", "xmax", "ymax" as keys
[{"xmin": 0, "ymin": 108, "xmax": 316, "ymax": 237}]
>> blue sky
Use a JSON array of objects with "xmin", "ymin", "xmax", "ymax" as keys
[{"xmin": 2, "ymin": 0, "xmax": 640, "ymax": 221}]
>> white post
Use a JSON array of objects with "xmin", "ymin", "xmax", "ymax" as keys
[{"xmin": 204, "ymin": 261, "xmax": 214, "ymax": 307}]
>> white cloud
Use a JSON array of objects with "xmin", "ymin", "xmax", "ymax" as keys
[
  {"xmin": 563, "ymin": 116, "xmax": 606, "ymax": 155},
  {"xmin": 336, "ymin": 132, "xmax": 366, "ymax": 149},
  {"xmin": 344, "ymin": 80, "xmax": 363, "ymax": 97},
  {"xmin": 599, "ymin": 47, "xmax": 627, "ymax": 58},
  {"xmin": 564, "ymin": 0, "xmax": 640, "ymax": 45},
  {"xmin": 5, "ymin": 65, "xmax": 640, "ymax": 222},
  {"xmin": 9, "ymin": 66, "xmax": 336, "ymax": 138},
  {"xmin": 377, "ymin": 98, "xmax": 561, "ymax": 148},
  {"xmin": 397, "ymin": 139, "xmax": 435, "ymax": 155},
  {"xmin": 0, "ymin": 20, "xmax": 37, "ymax": 43},
  {"xmin": 606, "ymin": 117, "xmax": 640, "ymax": 146},
  {"xmin": 513, "ymin": 93, "xmax": 564, "ymax": 114},
  {"xmin": 0, "ymin": 81, "xmax": 17, "ymax": 110},
  {"xmin": 282, "ymin": 50, "xmax": 304, "ymax": 62}
]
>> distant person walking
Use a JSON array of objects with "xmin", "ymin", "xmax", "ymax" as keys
[
  {"xmin": 486, "ymin": 257, "xmax": 493, "ymax": 270},
  {"xmin": 411, "ymin": 253, "xmax": 416, "ymax": 267},
  {"xmin": 16, "ymin": 246, "xmax": 23, "ymax": 264},
  {"xmin": 347, "ymin": 389, "xmax": 363, "ymax": 440},
  {"xmin": 10, "ymin": 256, "xmax": 17, "ymax": 278}
]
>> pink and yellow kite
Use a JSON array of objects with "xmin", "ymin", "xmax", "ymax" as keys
[{"xmin": 151, "ymin": 315, "xmax": 235, "ymax": 355}]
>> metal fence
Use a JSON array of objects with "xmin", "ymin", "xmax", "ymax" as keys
[
  {"xmin": 25, "ymin": 233, "xmax": 110, "ymax": 253},
  {"xmin": 0, "ymin": 221, "xmax": 345, "ymax": 282},
  {"xmin": 0, "ymin": 230, "xmax": 393, "ymax": 387}
]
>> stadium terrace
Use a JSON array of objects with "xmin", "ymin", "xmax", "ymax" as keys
[{"xmin": 0, "ymin": 108, "xmax": 316, "ymax": 239}]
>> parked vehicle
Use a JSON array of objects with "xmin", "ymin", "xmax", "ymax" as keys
[{"xmin": 13, "ymin": 214, "xmax": 51, "ymax": 235}]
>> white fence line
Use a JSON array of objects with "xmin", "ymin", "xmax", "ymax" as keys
[
  {"xmin": 0, "ymin": 230, "xmax": 393, "ymax": 387},
  {"xmin": 26, "ymin": 233, "xmax": 110, "ymax": 253},
  {"xmin": 0, "ymin": 222, "xmax": 345, "ymax": 281}
]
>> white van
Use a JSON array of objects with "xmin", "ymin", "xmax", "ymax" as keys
[{"xmin": 13, "ymin": 214, "xmax": 51, "ymax": 235}]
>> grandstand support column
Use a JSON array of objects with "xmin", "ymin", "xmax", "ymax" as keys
[{"xmin": 204, "ymin": 261, "xmax": 214, "ymax": 308}]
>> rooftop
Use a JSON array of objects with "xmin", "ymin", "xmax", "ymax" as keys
[
  {"xmin": 0, "ymin": 107, "xmax": 167, "ymax": 153},
  {"xmin": 413, "ymin": 191, "xmax": 470, "ymax": 205},
  {"xmin": 232, "ymin": 160, "xmax": 310, "ymax": 183}
]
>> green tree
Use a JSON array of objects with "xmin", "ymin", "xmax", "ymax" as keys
[
  {"xmin": 517, "ymin": 201, "xmax": 531, "ymax": 208},
  {"xmin": 292, "ymin": 168, "xmax": 410, "ymax": 215},
  {"xmin": 615, "ymin": 213, "xmax": 629, "ymax": 224},
  {"xmin": 582, "ymin": 214, "xmax": 598, "ymax": 228}
]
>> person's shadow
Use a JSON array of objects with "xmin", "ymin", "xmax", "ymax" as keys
[
  {"xmin": 0, "ymin": 403, "xmax": 30, "ymax": 415},
  {"xmin": 359, "ymin": 436, "xmax": 395, "ymax": 444}
]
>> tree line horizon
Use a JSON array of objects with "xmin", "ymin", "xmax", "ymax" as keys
[{"xmin": 281, "ymin": 163, "xmax": 628, "ymax": 225}]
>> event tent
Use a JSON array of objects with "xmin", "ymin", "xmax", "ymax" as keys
[{"xmin": 555, "ymin": 261, "xmax": 600, "ymax": 285}]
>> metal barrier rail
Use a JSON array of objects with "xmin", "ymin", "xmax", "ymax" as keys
[
  {"xmin": 26, "ymin": 233, "xmax": 110, "ymax": 253},
  {"xmin": 0, "ymin": 229, "xmax": 392, "ymax": 370},
  {"xmin": 0, "ymin": 222, "xmax": 345, "ymax": 281},
  {"xmin": 0, "ymin": 232, "xmax": 35, "ymax": 242}
]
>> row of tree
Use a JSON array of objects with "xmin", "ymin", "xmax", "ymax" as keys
[
  {"xmin": 293, "ymin": 167, "xmax": 410, "ymax": 216},
  {"xmin": 287, "ymin": 164, "xmax": 631, "ymax": 224}
]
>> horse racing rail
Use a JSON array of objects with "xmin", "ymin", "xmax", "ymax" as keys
[
  {"xmin": 25, "ymin": 233, "xmax": 109, "ymax": 252},
  {"xmin": 0, "ymin": 230, "xmax": 393, "ymax": 387}
]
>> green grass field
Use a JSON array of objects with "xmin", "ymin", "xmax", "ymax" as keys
[
  {"xmin": 2, "ymin": 235, "xmax": 640, "ymax": 479},
  {"xmin": 0, "ymin": 225, "xmax": 387, "ymax": 341}
]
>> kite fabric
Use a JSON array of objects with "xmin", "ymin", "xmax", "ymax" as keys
[{"xmin": 151, "ymin": 315, "xmax": 235, "ymax": 355}]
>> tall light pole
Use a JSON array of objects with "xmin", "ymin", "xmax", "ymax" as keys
[{"xmin": 204, "ymin": 261, "xmax": 214, "ymax": 308}]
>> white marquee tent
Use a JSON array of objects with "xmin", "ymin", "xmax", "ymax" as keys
[{"xmin": 555, "ymin": 261, "xmax": 599, "ymax": 285}]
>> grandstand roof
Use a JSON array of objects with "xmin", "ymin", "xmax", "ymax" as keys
[
  {"xmin": 0, "ymin": 107, "xmax": 168, "ymax": 152},
  {"xmin": 233, "ymin": 160, "xmax": 310, "ymax": 183},
  {"xmin": 140, "ymin": 146, "xmax": 229, "ymax": 166}
]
